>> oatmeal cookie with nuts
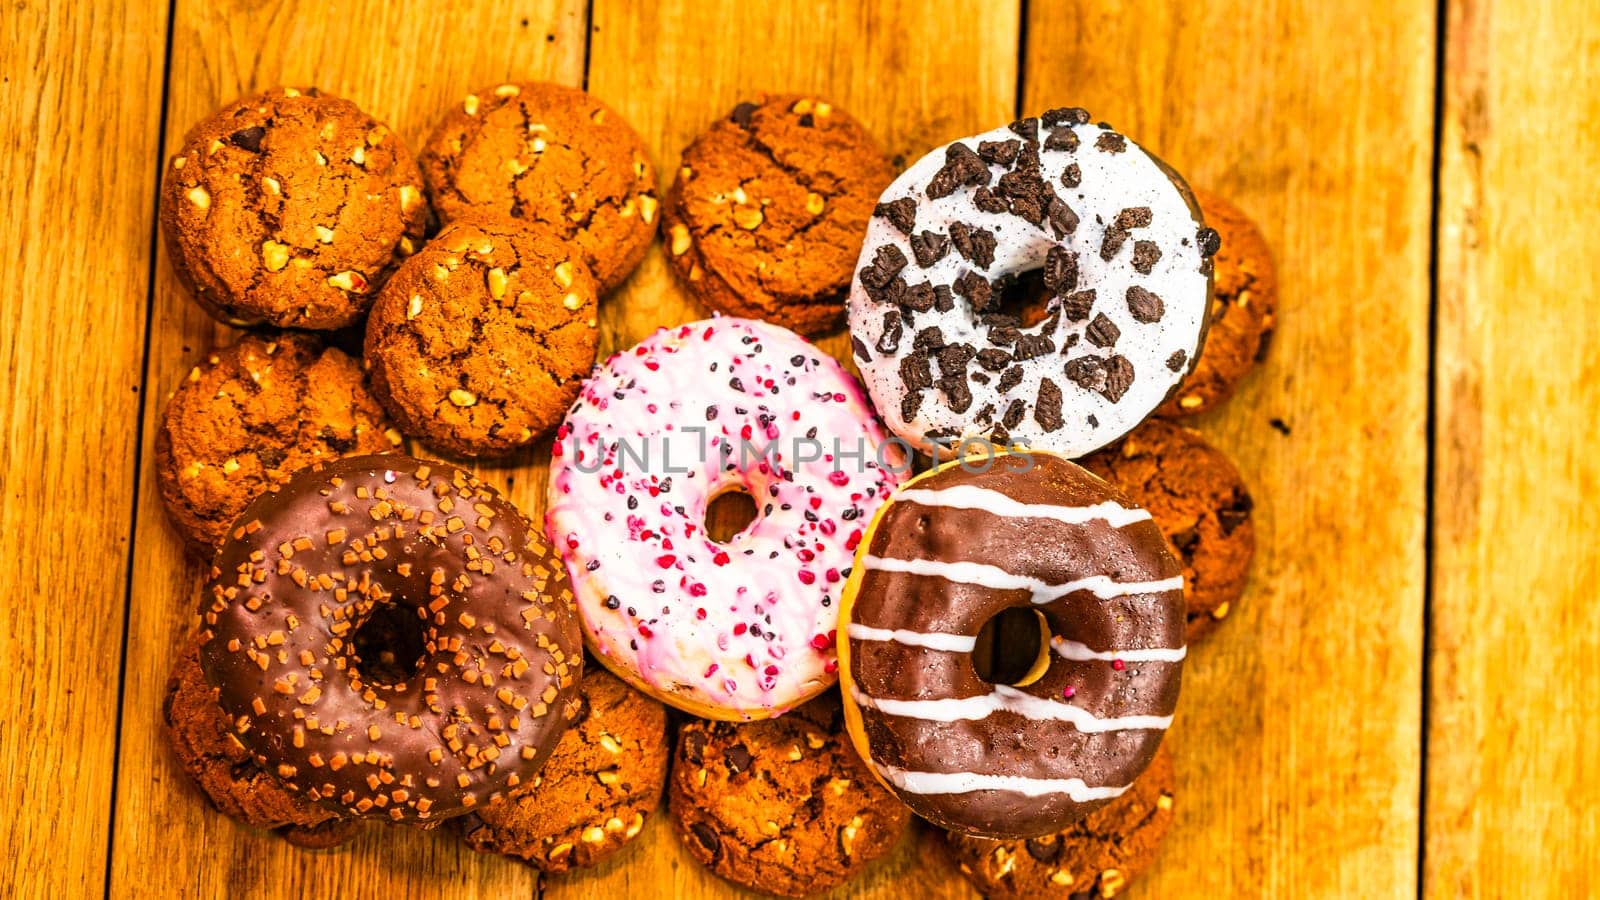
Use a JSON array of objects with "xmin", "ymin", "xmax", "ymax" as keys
[
  {"xmin": 364, "ymin": 216, "xmax": 600, "ymax": 458},
  {"xmin": 164, "ymin": 638, "xmax": 361, "ymax": 849},
  {"xmin": 160, "ymin": 86, "xmax": 428, "ymax": 329},
  {"xmin": 943, "ymin": 744, "xmax": 1175, "ymax": 898},
  {"xmin": 663, "ymin": 94, "xmax": 894, "ymax": 336},
  {"xmin": 420, "ymin": 82, "xmax": 657, "ymax": 292},
  {"xmin": 155, "ymin": 332, "xmax": 399, "ymax": 555},
  {"xmin": 1156, "ymin": 188, "xmax": 1277, "ymax": 416},
  {"xmin": 456, "ymin": 668, "xmax": 668, "ymax": 872},
  {"xmin": 1080, "ymin": 420, "xmax": 1255, "ymax": 642},
  {"xmin": 668, "ymin": 695, "xmax": 909, "ymax": 897}
]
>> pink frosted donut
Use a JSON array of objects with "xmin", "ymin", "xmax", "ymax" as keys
[{"xmin": 547, "ymin": 318, "xmax": 905, "ymax": 720}]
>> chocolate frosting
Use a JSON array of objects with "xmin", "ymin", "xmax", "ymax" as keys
[
  {"xmin": 198, "ymin": 454, "xmax": 582, "ymax": 823},
  {"xmin": 843, "ymin": 451, "xmax": 1183, "ymax": 838}
]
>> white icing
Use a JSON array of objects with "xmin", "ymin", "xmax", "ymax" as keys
[
  {"xmin": 847, "ymin": 117, "xmax": 1210, "ymax": 457},
  {"xmin": 846, "ymin": 623, "xmax": 977, "ymax": 652},
  {"xmin": 851, "ymin": 684, "xmax": 1173, "ymax": 732},
  {"xmin": 862, "ymin": 555, "xmax": 1184, "ymax": 604},
  {"xmin": 1051, "ymin": 636, "xmax": 1186, "ymax": 663},
  {"xmin": 874, "ymin": 763, "xmax": 1132, "ymax": 801},
  {"xmin": 893, "ymin": 484, "xmax": 1152, "ymax": 527}
]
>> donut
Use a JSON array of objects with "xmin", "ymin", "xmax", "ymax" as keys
[
  {"xmin": 198, "ymin": 454, "xmax": 583, "ymax": 823},
  {"xmin": 547, "ymin": 317, "xmax": 905, "ymax": 720},
  {"xmin": 837, "ymin": 450, "xmax": 1185, "ymax": 838},
  {"xmin": 847, "ymin": 108, "xmax": 1216, "ymax": 457}
]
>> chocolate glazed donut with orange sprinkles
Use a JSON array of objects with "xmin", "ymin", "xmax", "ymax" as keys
[{"xmin": 198, "ymin": 454, "xmax": 583, "ymax": 823}]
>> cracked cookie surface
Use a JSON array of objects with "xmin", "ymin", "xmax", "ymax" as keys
[
  {"xmin": 668, "ymin": 696, "xmax": 910, "ymax": 897},
  {"xmin": 163, "ymin": 638, "xmax": 359, "ymax": 848},
  {"xmin": 456, "ymin": 668, "xmax": 668, "ymax": 872},
  {"xmin": 155, "ymin": 332, "xmax": 398, "ymax": 555},
  {"xmin": 663, "ymin": 94, "xmax": 894, "ymax": 337},
  {"xmin": 1080, "ymin": 420, "xmax": 1255, "ymax": 642},
  {"xmin": 943, "ymin": 744, "xmax": 1174, "ymax": 898},
  {"xmin": 364, "ymin": 217, "xmax": 600, "ymax": 458},
  {"xmin": 160, "ymin": 86, "xmax": 428, "ymax": 329},
  {"xmin": 1157, "ymin": 189, "xmax": 1277, "ymax": 416},
  {"xmin": 420, "ymin": 82, "xmax": 657, "ymax": 292}
]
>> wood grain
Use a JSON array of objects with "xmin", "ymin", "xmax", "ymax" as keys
[
  {"xmin": 1427, "ymin": 0, "xmax": 1600, "ymax": 895},
  {"xmin": 0, "ymin": 1, "xmax": 168, "ymax": 895},
  {"xmin": 1022, "ymin": 1, "xmax": 1435, "ymax": 896},
  {"xmin": 539, "ymin": 1, "xmax": 1020, "ymax": 896},
  {"xmin": 105, "ymin": 2, "xmax": 586, "ymax": 897}
]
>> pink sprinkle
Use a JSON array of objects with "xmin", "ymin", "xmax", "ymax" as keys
[
  {"xmin": 552, "ymin": 440, "xmax": 564, "ymax": 457},
  {"xmin": 798, "ymin": 570, "xmax": 816, "ymax": 585},
  {"xmin": 823, "ymin": 659, "xmax": 838, "ymax": 674},
  {"xmin": 1063, "ymin": 685, "xmax": 1076, "ymax": 698},
  {"xmin": 828, "ymin": 470, "xmax": 850, "ymax": 486},
  {"xmin": 566, "ymin": 535, "xmax": 580, "ymax": 549},
  {"xmin": 696, "ymin": 608, "xmax": 708, "ymax": 620},
  {"xmin": 644, "ymin": 360, "xmax": 660, "ymax": 371},
  {"xmin": 688, "ymin": 582, "xmax": 708, "ymax": 597},
  {"xmin": 704, "ymin": 663, "xmax": 719, "ymax": 677},
  {"xmin": 833, "ymin": 392, "xmax": 846, "ymax": 403},
  {"xmin": 764, "ymin": 665, "xmax": 779, "ymax": 677},
  {"xmin": 1112, "ymin": 659, "xmax": 1126, "ymax": 671},
  {"xmin": 656, "ymin": 554, "xmax": 676, "ymax": 568},
  {"xmin": 638, "ymin": 624, "xmax": 654, "ymax": 638},
  {"xmin": 733, "ymin": 623, "xmax": 748, "ymax": 636},
  {"xmin": 810, "ymin": 633, "xmax": 831, "ymax": 650},
  {"xmin": 825, "ymin": 568, "xmax": 840, "ymax": 583},
  {"xmin": 845, "ymin": 529, "xmax": 863, "ymax": 551},
  {"xmin": 809, "ymin": 496, "xmax": 823, "ymax": 510},
  {"xmin": 713, "ymin": 551, "xmax": 730, "ymax": 566}
]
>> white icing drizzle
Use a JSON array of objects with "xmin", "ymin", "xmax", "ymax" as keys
[
  {"xmin": 846, "ymin": 623, "xmax": 977, "ymax": 652},
  {"xmin": 1051, "ymin": 636, "xmax": 1186, "ymax": 663},
  {"xmin": 893, "ymin": 485, "xmax": 1153, "ymax": 528},
  {"xmin": 862, "ymin": 555, "xmax": 1184, "ymax": 604},
  {"xmin": 851, "ymin": 684, "xmax": 1173, "ymax": 732},
  {"xmin": 874, "ymin": 763, "xmax": 1132, "ymax": 801}
]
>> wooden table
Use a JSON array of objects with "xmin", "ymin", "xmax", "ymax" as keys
[{"xmin": 2, "ymin": 0, "xmax": 1594, "ymax": 896}]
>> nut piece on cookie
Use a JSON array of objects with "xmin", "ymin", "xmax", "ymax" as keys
[
  {"xmin": 1080, "ymin": 420, "xmax": 1255, "ymax": 642},
  {"xmin": 420, "ymin": 82, "xmax": 657, "ymax": 292},
  {"xmin": 364, "ymin": 216, "xmax": 600, "ymax": 459},
  {"xmin": 1157, "ymin": 188, "xmax": 1278, "ymax": 417},
  {"xmin": 155, "ymin": 332, "xmax": 398, "ymax": 556},
  {"xmin": 942, "ymin": 744, "xmax": 1175, "ymax": 898},
  {"xmin": 456, "ymin": 669, "xmax": 669, "ymax": 872},
  {"xmin": 163, "ymin": 638, "xmax": 360, "ymax": 847},
  {"xmin": 668, "ymin": 696, "xmax": 910, "ymax": 897},
  {"xmin": 662, "ymin": 94, "xmax": 895, "ymax": 337},
  {"xmin": 160, "ymin": 86, "xmax": 428, "ymax": 329}
]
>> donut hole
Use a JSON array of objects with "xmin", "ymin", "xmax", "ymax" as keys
[
  {"xmin": 972, "ymin": 608, "xmax": 1052, "ymax": 687},
  {"xmin": 705, "ymin": 486, "xmax": 759, "ymax": 543},
  {"xmin": 349, "ymin": 603, "xmax": 428, "ymax": 685},
  {"xmin": 990, "ymin": 268, "xmax": 1054, "ymax": 329}
]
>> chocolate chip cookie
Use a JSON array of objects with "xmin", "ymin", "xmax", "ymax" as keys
[
  {"xmin": 420, "ymin": 82, "xmax": 657, "ymax": 291},
  {"xmin": 163, "ymin": 638, "xmax": 359, "ymax": 848},
  {"xmin": 457, "ymin": 668, "xmax": 669, "ymax": 872},
  {"xmin": 943, "ymin": 744, "xmax": 1175, "ymax": 898},
  {"xmin": 1157, "ymin": 189, "xmax": 1277, "ymax": 416},
  {"xmin": 155, "ymin": 332, "xmax": 399, "ymax": 555},
  {"xmin": 669, "ymin": 696, "xmax": 910, "ymax": 897},
  {"xmin": 161, "ymin": 86, "xmax": 428, "ymax": 329},
  {"xmin": 1080, "ymin": 420, "xmax": 1255, "ymax": 641},
  {"xmin": 663, "ymin": 95, "xmax": 895, "ymax": 336},
  {"xmin": 364, "ymin": 217, "xmax": 600, "ymax": 458}
]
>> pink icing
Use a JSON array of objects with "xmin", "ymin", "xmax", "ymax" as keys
[{"xmin": 547, "ymin": 318, "xmax": 905, "ymax": 719}]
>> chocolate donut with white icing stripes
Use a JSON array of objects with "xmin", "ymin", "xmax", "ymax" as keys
[
  {"xmin": 837, "ymin": 451, "xmax": 1184, "ymax": 838},
  {"xmin": 847, "ymin": 109, "xmax": 1216, "ymax": 456}
]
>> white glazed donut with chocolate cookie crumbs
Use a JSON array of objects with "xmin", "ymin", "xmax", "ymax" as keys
[{"xmin": 847, "ymin": 108, "xmax": 1216, "ymax": 457}]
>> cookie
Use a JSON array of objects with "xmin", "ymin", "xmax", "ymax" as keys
[
  {"xmin": 364, "ymin": 217, "xmax": 600, "ymax": 458},
  {"xmin": 420, "ymin": 82, "xmax": 657, "ymax": 292},
  {"xmin": 163, "ymin": 638, "xmax": 359, "ymax": 847},
  {"xmin": 943, "ymin": 744, "xmax": 1175, "ymax": 898},
  {"xmin": 1079, "ymin": 420, "xmax": 1255, "ymax": 641},
  {"xmin": 669, "ymin": 696, "xmax": 910, "ymax": 897},
  {"xmin": 663, "ymin": 95, "xmax": 895, "ymax": 336},
  {"xmin": 155, "ymin": 332, "xmax": 399, "ymax": 555},
  {"xmin": 1157, "ymin": 189, "xmax": 1277, "ymax": 416},
  {"xmin": 160, "ymin": 86, "xmax": 428, "ymax": 329},
  {"xmin": 456, "ymin": 668, "xmax": 668, "ymax": 871}
]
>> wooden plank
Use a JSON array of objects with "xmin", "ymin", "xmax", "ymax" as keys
[
  {"xmin": 1427, "ymin": 0, "xmax": 1600, "ymax": 895},
  {"xmin": 1021, "ymin": 2, "xmax": 1435, "ymax": 896},
  {"xmin": 0, "ymin": 1, "xmax": 168, "ymax": 895},
  {"xmin": 542, "ymin": 1, "xmax": 1021, "ymax": 896},
  {"xmin": 106, "ymin": 2, "xmax": 586, "ymax": 897}
]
